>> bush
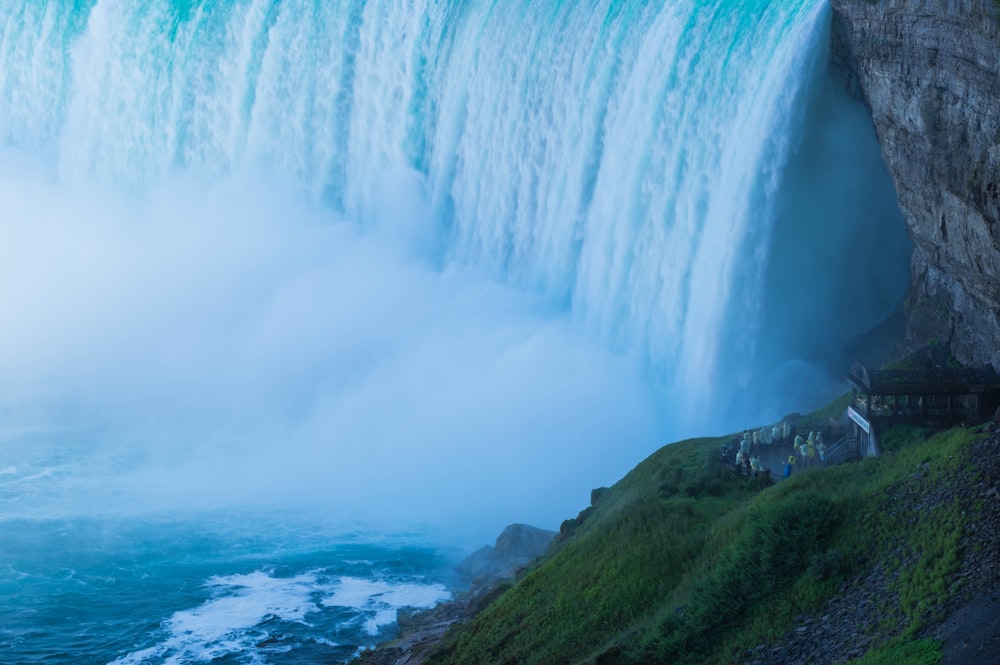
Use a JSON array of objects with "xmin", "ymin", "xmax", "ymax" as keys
[{"xmin": 808, "ymin": 548, "xmax": 843, "ymax": 581}]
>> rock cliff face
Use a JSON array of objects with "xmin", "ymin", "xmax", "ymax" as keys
[{"xmin": 829, "ymin": 0, "xmax": 1000, "ymax": 369}]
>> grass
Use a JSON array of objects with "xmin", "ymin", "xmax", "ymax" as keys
[
  {"xmin": 636, "ymin": 487, "xmax": 839, "ymax": 664},
  {"xmin": 848, "ymin": 637, "xmax": 942, "ymax": 665},
  {"xmin": 851, "ymin": 427, "xmax": 974, "ymax": 636},
  {"xmin": 425, "ymin": 405, "xmax": 986, "ymax": 665}
]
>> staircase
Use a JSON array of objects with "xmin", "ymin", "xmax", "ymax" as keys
[{"xmin": 825, "ymin": 435, "xmax": 861, "ymax": 465}]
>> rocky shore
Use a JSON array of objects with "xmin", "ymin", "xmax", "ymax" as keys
[
  {"xmin": 351, "ymin": 524, "xmax": 556, "ymax": 665},
  {"xmin": 349, "ymin": 583, "xmax": 500, "ymax": 665}
]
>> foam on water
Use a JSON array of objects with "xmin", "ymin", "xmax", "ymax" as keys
[
  {"xmin": 0, "ymin": 510, "xmax": 457, "ymax": 663},
  {"xmin": 109, "ymin": 569, "xmax": 451, "ymax": 664},
  {"xmin": 323, "ymin": 577, "xmax": 451, "ymax": 635},
  {"xmin": 111, "ymin": 571, "xmax": 319, "ymax": 664}
]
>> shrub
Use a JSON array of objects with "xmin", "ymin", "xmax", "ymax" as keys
[{"xmin": 808, "ymin": 548, "xmax": 843, "ymax": 581}]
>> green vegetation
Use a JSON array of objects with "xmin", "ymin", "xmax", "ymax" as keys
[
  {"xmin": 637, "ymin": 489, "xmax": 838, "ymax": 664},
  {"xmin": 428, "ymin": 405, "xmax": 986, "ymax": 665},
  {"xmin": 882, "ymin": 357, "xmax": 917, "ymax": 370},
  {"xmin": 849, "ymin": 638, "xmax": 942, "ymax": 665}
]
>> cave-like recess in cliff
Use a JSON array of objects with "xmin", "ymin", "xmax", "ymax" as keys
[{"xmin": 741, "ymin": 56, "xmax": 912, "ymax": 407}]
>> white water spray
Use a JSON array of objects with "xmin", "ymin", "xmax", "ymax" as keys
[{"xmin": 0, "ymin": 0, "xmax": 909, "ymax": 533}]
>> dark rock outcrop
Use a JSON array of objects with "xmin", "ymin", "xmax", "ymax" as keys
[
  {"xmin": 829, "ymin": 0, "xmax": 1000, "ymax": 370},
  {"xmin": 454, "ymin": 523, "xmax": 556, "ymax": 586},
  {"xmin": 352, "ymin": 524, "xmax": 555, "ymax": 665}
]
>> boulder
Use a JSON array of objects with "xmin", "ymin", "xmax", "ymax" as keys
[{"xmin": 455, "ymin": 523, "xmax": 556, "ymax": 584}]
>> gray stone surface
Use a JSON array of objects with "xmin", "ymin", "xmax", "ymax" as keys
[
  {"xmin": 454, "ymin": 523, "xmax": 556, "ymax": 584},
  {"xmin": 830, "ymin": 0, "xmax": 1000, "ymax": 369}
]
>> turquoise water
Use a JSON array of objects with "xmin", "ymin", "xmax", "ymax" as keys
[
  {"xmin": 0, "ymin": 429, "xmax": 456, "ymax": 664},
  {"xmin": 1, "ymin": 512, "xmax": 453, "ymax": 664},
  {"xmin": 0, "ymin": 1, "xmax": 911, "ymax": 662}
]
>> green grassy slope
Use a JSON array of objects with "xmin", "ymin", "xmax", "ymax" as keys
[{"xmin": 428, "ymin": 404, "xmax": 986, "ymax": 665}]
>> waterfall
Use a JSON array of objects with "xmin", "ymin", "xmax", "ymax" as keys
[{"xmin": 0, "ymin": 0, "xmax": 909, "ymax": 525}]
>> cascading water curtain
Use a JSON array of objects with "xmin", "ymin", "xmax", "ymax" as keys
[{"xmin": 0, "ymin": 0, "xmax": 909, "ymax": 454}]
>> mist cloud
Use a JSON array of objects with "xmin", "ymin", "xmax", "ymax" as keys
[{"xmin": 0, "ymin": 166, "xmax": 667, "ymax": 539}]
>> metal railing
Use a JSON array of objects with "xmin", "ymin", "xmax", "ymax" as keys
[{"xmin": 825, "ymin": 435, "xmax": 860, "ymax": 464}]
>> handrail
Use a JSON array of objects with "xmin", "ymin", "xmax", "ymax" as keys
[
  {"xmin": 826, "ymin": 436, "xmax": 854, "ymax": 453},
  {"xmin": 825, "ymin": 436, "xmax": 860, "ymax": 462}
]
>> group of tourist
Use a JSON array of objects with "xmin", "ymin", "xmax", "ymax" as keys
[
  {"xmin": 724, "ymin": 421, "xmax": 831, "ymax": 480},
  {"xmin": 727, "ymin": 424, "xmax": 788, "ymax": 478},
  {"xmin": 734, "ymin": 447, "xmax": 765, "ymax": 478},
  {"xmin": 780, "ymin": 429, "xmax": 830, "ymax": 478}
]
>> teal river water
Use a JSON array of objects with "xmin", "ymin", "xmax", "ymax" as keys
[
  {"xmin": 1, "ymin": 510, "xmax": 455, "ymax": 664},
  {"xmin": 0, "ymin": 430, "xmax": 456, "ymax": 664}
]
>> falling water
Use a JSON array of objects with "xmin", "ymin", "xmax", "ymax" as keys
[{"xmin": 0, "ymin": 1, "xmax": 910, "ymax": 662}]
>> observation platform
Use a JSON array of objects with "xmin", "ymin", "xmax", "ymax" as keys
[{"xmin": 845, "ymin": 361, "xmax": 1000, "ymax": 456}]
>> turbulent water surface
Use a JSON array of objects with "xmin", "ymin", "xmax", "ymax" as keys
[
  {"xmin": 2, "ymin": 513, "xmax": 453, "ymax": 663},
  {"xmin": 0, "ymin": 0, "xmax": 910, "ymax": 662}
]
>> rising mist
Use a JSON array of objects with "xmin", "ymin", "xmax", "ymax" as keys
[{"xmin": 0, "ymin": 0, "xmax": 910, "ymax": 541}]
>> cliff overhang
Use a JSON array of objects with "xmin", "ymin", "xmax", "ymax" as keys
[{"xmin": 829, "ymin": 0, "xmax": 1000, "ymax": 370}]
